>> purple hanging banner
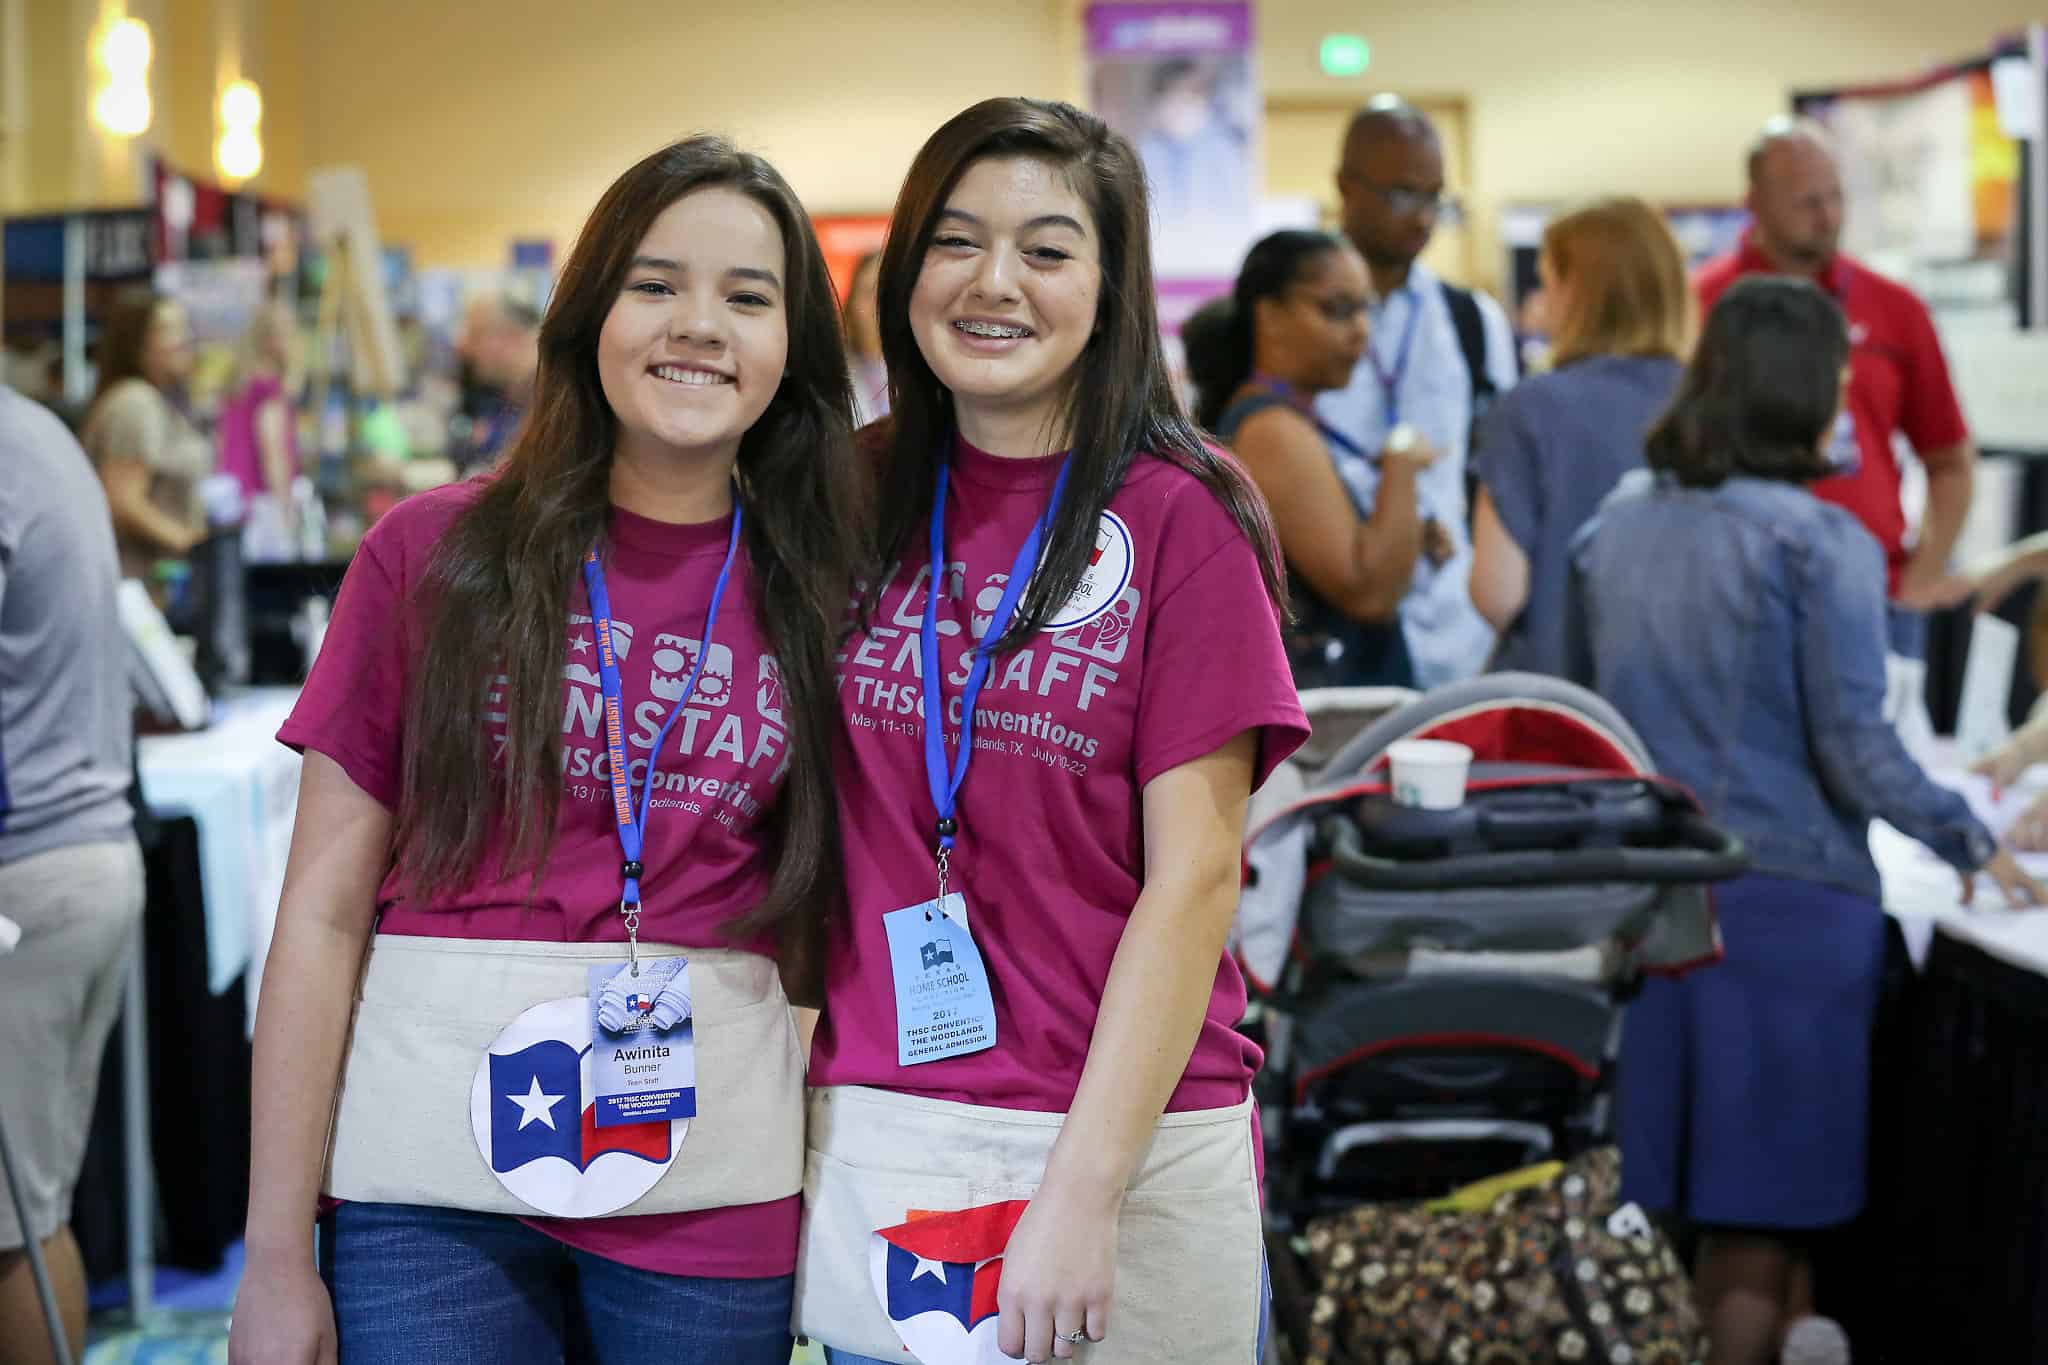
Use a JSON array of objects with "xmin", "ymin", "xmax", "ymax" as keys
[{"xmin": 1085, "ymin": 2, "xmax": 1259, "ymax": 279}]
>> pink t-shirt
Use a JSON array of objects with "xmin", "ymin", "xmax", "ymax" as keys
[
  {"xmin": 809, "ymin": 437, "xmax": 1309, "ymax": 1113},
  {"xmin": 279, "ymin": 479, "xmax": 799, "ymax": 1277},
  {"xmin": 218, "ymin": 374, "xmax": 298, "ymax": 503}
]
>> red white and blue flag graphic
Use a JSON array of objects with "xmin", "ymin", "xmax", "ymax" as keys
[
  {"xmin": 484, "ymin": 1041, "xmax": 670, "ymax": 1173},
  {"xmin": 868, "ymin": 1200, "xmax": 1028, "ymax": 1365},
  {"xmin": 469, "ymin": 996, "xmax": 684, "ymax": 1218}
]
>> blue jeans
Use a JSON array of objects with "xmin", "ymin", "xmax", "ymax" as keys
[{"xmin": 318, "ymin": 1202, "xmax": 793, "ymax": 1365}]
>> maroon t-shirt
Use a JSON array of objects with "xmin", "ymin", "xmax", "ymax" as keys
[
  {"xmin": 809, "ymin": 436, "xmax": 1309, "ymax": 1113},
  {"xmin": 280, "ymin": 480, "xmax": 799, "ymax": 1276}
]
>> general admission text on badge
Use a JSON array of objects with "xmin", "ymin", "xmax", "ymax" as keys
[{"xmin": 883, "ymin": 894, "xmax": 998, "ymax": 1066}]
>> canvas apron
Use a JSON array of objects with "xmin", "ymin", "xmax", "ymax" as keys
[
  {"xmin": 323, "ymin": 933, "xmax": 804, "ymax": 1217},
  {"xmin": 794, "ymin": 1084, "xmax": 1266, "ymax": 1362}
]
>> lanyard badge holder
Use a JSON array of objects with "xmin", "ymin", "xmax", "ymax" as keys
[
  {"xmin": 578, "ymin": 492, "xmax": 741, "ymax": 1126},
  {"xmin": 1366, "ymin": 286, "xmax": 1424, "ymax": 435},
  {"xmin": 881, "ymin": 455, "xmax": 1071, "ymax": 1067},
  {"xmin": 1361, "ymin": 291, "xmax": 1450, "ymax": 565},
  {"xmin": 463, "ymin": 494, "xmax": 740, "ymax": 1209}
]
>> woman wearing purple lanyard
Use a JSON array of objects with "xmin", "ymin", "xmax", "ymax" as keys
[
  {"xmin": 1183, "ymin": 228, "xmax": 1442, "ymax": 689},
  {"xmin": 793, "ymin": 98, "xmax": 1308, "ymax": 1365},
  {"xmin": 229, "ymin": 137, "xmax": 864, "ymax": 1365}
]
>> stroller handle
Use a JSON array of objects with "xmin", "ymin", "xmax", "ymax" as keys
[{"xmin": 1322, "ymin": 808, "xmax": 1750, "ymax": 891}]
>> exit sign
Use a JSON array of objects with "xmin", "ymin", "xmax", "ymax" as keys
[{"xmin": 1321, "ymin": 33, "xmax": 1370, "ymax": 77}]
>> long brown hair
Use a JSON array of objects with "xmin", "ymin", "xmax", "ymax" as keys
[
  {"xmin": 1542, "ymin": 197, "xmax": 1692, "ymax": 368},
  {"xmin": 397, "ymin": 136, "xmax": 863, "ymax": 966},
  {"xmin": 1645, "ymin": 276, "xmax": 1842, "ymax": 489},
  {"xmin": 94, "ymin": 286, "xmax": 171, "ymax": 402},
  {"xmin": 869, "ymin": 97, "xmax": 1285, "ymax": 648}
]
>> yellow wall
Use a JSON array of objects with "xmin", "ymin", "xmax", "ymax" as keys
[
  {"xmin": 0, "ymin": 0, "xmax": 303, "ymax": 217},
  {"xmin": 1261, "ymin": 0, "xmax": 2048, "ymax": 289},
  {"xmin": 295, "ymin": 0, "xmax": 2047, "ymax": 279},
  {"xmin": 9, "ymin": 0, "xmax": 2046, "ymax": 285},
  {"xmin": 296, "ymin": 0, "xmax": 1080, "ymax": 268},
  {"xmin": 5, "ymin": 0, "xmax": 144, "ymax": 214}
]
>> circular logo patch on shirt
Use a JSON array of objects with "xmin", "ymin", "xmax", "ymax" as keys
[
  {"xmin": 1038, "ymin": 511, "xmax": 1134, "ymax": 633},
  {"xmin": 470, "ymin": 996, "xmax": 685, "ymax": 1218}
]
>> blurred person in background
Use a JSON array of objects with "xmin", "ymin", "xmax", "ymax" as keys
[
  {"xmin": 1697, "ymin": 117, "xmax": 1978, "ymax": 655},
  {"xmin": 0, "ymin": 383, "xmax": 145, "ymax": 1365},
  {"xmin": 218, "ymin": 296, "xmax": 303, "ymax": 561},
  {"xmin": 842, "ymin": 251, "xmax": 889, "ymax": 426},
  {"xmin": 1975, "ymin": 702, "xmax": 2048, "ymax": 850},
  {"xmin": 1568, "ymin": 277, "xmax": 2041, "ymax": 1365},
  {"xmin": 1939, "ymin": 532, "xmax": 2048, "ymax": 850},
  {"xmin": 80, "ymin": 287, "xmax": 211, "ymax": 583},
  {"xmin": 452, "ymin": 291, "xmax": 541, "ymax": 475},
  {"xmin": 1319, "ymin": 96, "xmax": 1518, "ymax": 688},
  {"xmin": 1184, "ymin": 228, "xmax": 1438, "ymax": 687},
  {"xmin": 1469, "ymin": 197, "xmax": 1691, "ymax": 675}
]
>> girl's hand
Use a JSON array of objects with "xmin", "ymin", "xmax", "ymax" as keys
[{"xmin": 997, "ymin": 1181, "xmax": 1118, "ymax": 1361}]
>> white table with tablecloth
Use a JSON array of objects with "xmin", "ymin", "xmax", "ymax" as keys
[
  {"xmin": 137, "ymin": 687, "xmax": 303, "ymax": 1028},
  {"xmin": 103, "ymin": 687, "xmax": 300, "ymax": 1317},
  {"xmin": 1859, "ymin": 757, "xmax": 2048, "ymax": 1362}
]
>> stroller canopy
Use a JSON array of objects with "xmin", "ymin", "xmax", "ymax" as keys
[{"xmin": 1234, "ymin": 673, "xmax": 1729, "ymax": 993}]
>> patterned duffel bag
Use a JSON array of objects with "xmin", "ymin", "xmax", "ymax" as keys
[{"xmin": 1296, "ymin": 1147, "xmax": 1705, "ymax": 1365}]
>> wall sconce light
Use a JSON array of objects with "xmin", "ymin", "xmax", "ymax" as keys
[
  {"xmin": 217, "ymin": 79, "xmax": 263, "ymax": 180},
  {"xmin": 92, "ymin": 18, "xmax": 153, "ymax": 137}
]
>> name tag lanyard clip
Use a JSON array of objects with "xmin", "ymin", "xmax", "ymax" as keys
[
  {"xmin": 581, "ymin": 486, "xmax": 743, "ymax": 974},
  {"xmin": 918, "ymin": 453, "xmax": 1071, "ymax": 910}
]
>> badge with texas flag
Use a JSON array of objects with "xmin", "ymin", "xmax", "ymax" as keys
[
  {"xmin": 869, "ymin": 1200, "xmax": 1030, "ymax": 1364},
  {"xmin": 468, "ymin": 996, "xmax": 685, "ymax": 1218}
]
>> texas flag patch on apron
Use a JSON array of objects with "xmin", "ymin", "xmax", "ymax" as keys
[
  {"xmin": 469, "ymin": 996, "xmax": 685, "ymax": 1217},
  {"xmin": 868, "ymin": 1200, "xmax": 1029, "ymax": 1364}
]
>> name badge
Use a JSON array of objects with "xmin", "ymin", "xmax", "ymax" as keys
[
  {"xmin": 883, "ymin": 894, "xmax": 997, "ymax": 1066},
  {"xmin": 587, "ymin": 959, "xmax": 698, "ymax": 1128},
  {"xmin": 1824, "ymin": 410, "xmax": 1861, "ymax": 474}
]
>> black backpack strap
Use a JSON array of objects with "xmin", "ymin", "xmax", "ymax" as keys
[
  {"xmin": 1441, "ymin": 281, "xmax": 1515, "ymax": 520},
  {"xmin": 1440, "ymin": 281, "xmax": 1496, "ymax": 405}
]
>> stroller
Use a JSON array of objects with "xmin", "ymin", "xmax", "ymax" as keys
[{"xmin": 1233, "ymin": 674, "xmax": 1746, "ymax": 1357}]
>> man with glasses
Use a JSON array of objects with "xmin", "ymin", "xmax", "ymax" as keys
[{"xmin": 1317, "ymin": 96, "xmax": 1519, "ymax": 687}]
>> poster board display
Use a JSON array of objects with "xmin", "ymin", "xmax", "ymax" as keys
[
  {"xmin": 306, "ymin": 166, "xmax": 404, "ymax": 397},
  {"xmin": 1086, "ymin": 2, "xmax": 1259, "ymax": 279},
  {"xmin": 1796, "ymin": 52, "xmax": 2030, "ymax": 327}
]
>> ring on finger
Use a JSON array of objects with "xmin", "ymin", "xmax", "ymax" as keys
[{"xmin": 1057, "ymin": 1328, "xmax": 1088, "ymax": 1344}]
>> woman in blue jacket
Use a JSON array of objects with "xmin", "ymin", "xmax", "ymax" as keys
[{"xmin": 1568, "ymin": 275, "xmax": 2043, "ymax": 1365}]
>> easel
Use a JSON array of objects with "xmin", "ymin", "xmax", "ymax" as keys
[{"xmin": 304, "ymin": 167, "xmax": 404, "ymax": 490}]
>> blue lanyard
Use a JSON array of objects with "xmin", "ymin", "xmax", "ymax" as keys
[
  {"xmin": 1366, "ymin": 288, "xmax": 1422, "ymax": 426},
  {"xmin": 1252, "ymin": 375, "xmax": 1374, "ymax": 460},
  {"xmin": 1252, "ymin": 374, "xmax": 1440, "ymax": 526},
  {"xmin": 919, "ymin": 454, "xmax": 1072, "ymax": 895},
  {"xmin": 581, "ymin": 490, "xmax": 743, "ymax": 959}
]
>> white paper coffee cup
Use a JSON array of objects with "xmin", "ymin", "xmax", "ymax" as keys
[{"xmin": 1388, "ymin": 739, "xmax": 1474, "ymax": 810}]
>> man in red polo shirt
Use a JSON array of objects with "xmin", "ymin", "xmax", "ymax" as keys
[{"xmin": 1697, "ymin": 117, "xmax": 1976, "ymax": 645}]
